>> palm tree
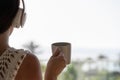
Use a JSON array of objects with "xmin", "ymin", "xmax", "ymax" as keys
[
  {"xmin": 98, "ymin": 55, "xmax": 107, "ymax": 70},
  {"xmin": 98, "ymin": 54, "xmax": 109, "ymax": 80},
  {"xmin": 23, "ymin": 41, "xmax": 42, "ymax": 54},
  {"xmin": 118, "ymin": 53, "xmax": 120, "ymax": 72},
  {"xmin": 86, "ymin": 57, "xmax": 93, "ymax": 71},
  {"xmin": 85, "ymin": 57, "xmax": 94, "ymax": 80}
]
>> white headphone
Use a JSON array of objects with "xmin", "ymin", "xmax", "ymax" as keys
[{"xmin": 12, "ymin": 0, "xmax": 26, "ymax": 28}]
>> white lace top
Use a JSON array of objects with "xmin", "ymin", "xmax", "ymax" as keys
[{"xmin": 0, "ymin": 47, "xmax": 28, "ymax": 80}]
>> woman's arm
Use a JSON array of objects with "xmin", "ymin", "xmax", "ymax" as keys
[{"xmin": 15, "ymin": 53, "xmax": 42, "ymax": 80}]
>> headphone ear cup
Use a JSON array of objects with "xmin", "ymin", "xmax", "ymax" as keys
[
  {"xmin": 21, "ymin": 12, "xmax": 26, "ymax": 27},
  {"xmin": 12, "ymin": 8, "xmax": 25, "ymax": 28}
]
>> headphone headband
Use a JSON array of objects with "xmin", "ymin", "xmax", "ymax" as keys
[
  {"xmin": 12, "ymin": 0, "xmax": 26, "ymax": 28},
  {"xmin": 22, "ymin": 0, "xmax": 25, "ymax": 12}
]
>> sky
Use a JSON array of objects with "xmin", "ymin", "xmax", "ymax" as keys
[{"xmin": 9, "ymin": 0, "xmax": 120, "ymax": 60}]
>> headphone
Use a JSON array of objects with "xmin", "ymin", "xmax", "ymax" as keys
[{"xmin": 12, "ymin": 0, "xmax": 26, "ymax": 28}]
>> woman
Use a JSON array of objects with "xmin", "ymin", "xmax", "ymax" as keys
[{"xmin": 0, "ymin": 0, "xmax": 66, "ymax": 80}]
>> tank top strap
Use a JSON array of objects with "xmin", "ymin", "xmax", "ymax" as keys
[{"xmin": 0, "ymin": 47, "xmax": 28, "ymax": 80}]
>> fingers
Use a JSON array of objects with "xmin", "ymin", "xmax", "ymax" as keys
[
  {"xmin": 56, "ymin": 51, "xmax": 67, "ymax": 65},
  {"xmin": 52, "ymin": 47, "xmax": 61, "ymax": 57},
  {"xmin": 52, "ymin": 47, "xmax": 67, "ymax": 65}
]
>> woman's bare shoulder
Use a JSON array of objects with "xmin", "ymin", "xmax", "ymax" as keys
[{"xmin": 15, "ymin": 52, "xmax": 42, "ymax": 80}]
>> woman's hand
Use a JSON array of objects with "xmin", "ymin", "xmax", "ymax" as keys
[{"xmin": 45, "ymin": 48, "xmax": 66, "ymax": 80}]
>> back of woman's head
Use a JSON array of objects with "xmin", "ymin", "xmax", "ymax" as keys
[{"xmin": 0, "ymin": 0, "xmax": 19, "ymax": 34}]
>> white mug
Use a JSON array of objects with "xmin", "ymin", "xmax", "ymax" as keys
[{"xmin": 51, "ymin": 42, "xmax": 71, "ymax": 64}]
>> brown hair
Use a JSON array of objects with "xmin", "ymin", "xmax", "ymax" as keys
[{"xmin": 0, "ymin": 0, "xmax": 20, "ymax": 34}]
